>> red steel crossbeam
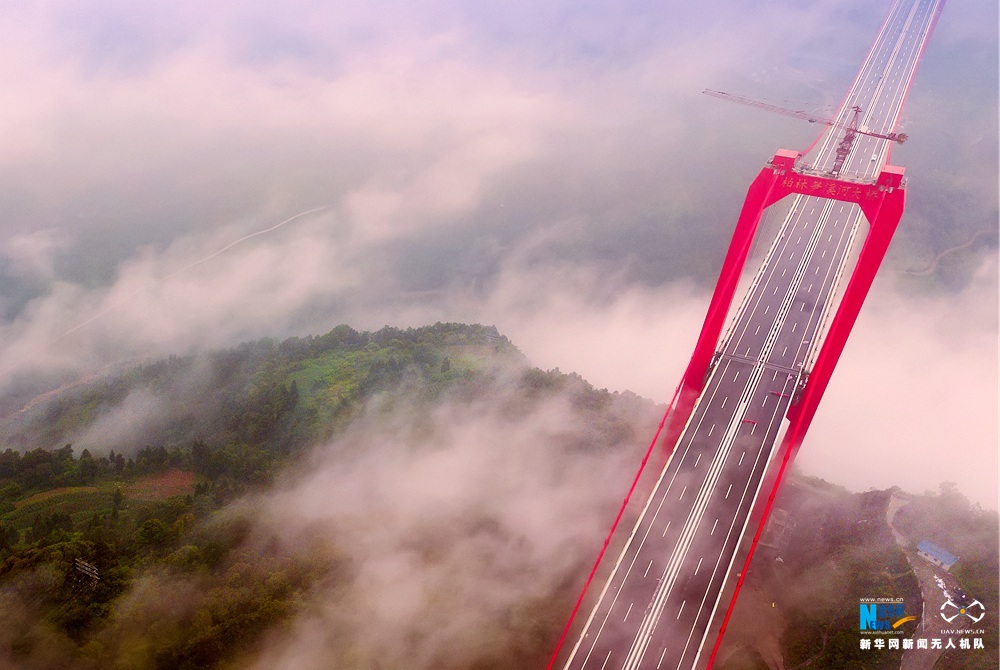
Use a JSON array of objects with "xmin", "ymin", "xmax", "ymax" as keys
[
  {"xmin": 668, "ymin": 150, "xmax": 903, "ymax": 452},
  {"xmin": 703, "ymin": 151, "xmax": 906, "ymax": 668}
]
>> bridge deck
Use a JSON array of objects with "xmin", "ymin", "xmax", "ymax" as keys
[{"xmin": 556, "ymin": 1, "xmax": 945, "ymax": 668}]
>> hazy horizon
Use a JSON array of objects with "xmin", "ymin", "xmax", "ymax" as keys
[{"xmin": 0, "ymin": 0, "xmax": 996, "ymax": 509}]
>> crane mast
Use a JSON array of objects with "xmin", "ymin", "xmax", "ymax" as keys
[{"xmin": 832, "ymin": 106, "xmax": 863, "ymax": 175}]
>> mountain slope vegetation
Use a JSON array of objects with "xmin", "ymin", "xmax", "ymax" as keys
[
  {"xmin": 0, "ymin": 323, "xmax": 659, "ymax": 669},
  {"xmin": 0, "ymin": 323, "xmax": 995, "ymax": 669}
]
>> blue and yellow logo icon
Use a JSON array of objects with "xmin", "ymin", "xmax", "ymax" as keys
[{"xmin": 860, "ymin": 603, "xmax": 915, "ymax": 630}]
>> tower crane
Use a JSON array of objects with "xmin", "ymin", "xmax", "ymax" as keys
[{"xmin": 702, "ymin": 88, "xmax": 908, "ymax": 174}]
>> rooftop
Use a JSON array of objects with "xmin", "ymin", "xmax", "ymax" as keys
[{"xmin": 917, "ymin": 540, "xmax": 959, "ymax": 566}]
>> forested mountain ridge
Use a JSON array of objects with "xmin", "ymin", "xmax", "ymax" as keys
[
  {"xmin": 4, "ymin": 322, "xmax": 524, "ymax": 457},
  {"xmin": 0, "ymin": 323, "xmax": 995, "ymax": 669},
  {"xmin": 0, "ymin": 322, "xmax": 661, "ymax": 669}
]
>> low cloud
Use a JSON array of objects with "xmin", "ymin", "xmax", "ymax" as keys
[
  {"xmin": 70, "ymin": 387, "xmax": 164, "ymax": 454},
  {"xmin": 2, "ymin": 230, "xmax": 64, "ymax": 282},
  {"xmin": 2, "ymin": 213, "xmax": 995, "ymax": 509},
  {"xmin": 240, "ymin": 371, "xmax": 658, "ymax": 668},
  {"xmin": 0, "ymin": 211, "xmax": 354, "ymax": 389},
  {"xmin": 802, "ymin": 255, "xmax": 998, "ymax": 508},
  {"xmin": 0, "ymin": 2, "xmax": 994, "ymax": 669},
  {"xmin": 0, "ymin": 0, "xmax": 993, "ymax": 529}
]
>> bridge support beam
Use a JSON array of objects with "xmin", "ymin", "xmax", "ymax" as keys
[
  {"xmin": 704, "ymin": 162, "xmax": 907, "ymax": 668},
  {"xmin": 548, "ymin": 149, "xmax": 907, "ymax": 670},
  {"xmin": 667, "ymin": 152, "xmax": 906, "ymax": 455},
  {"xmin": 665, "ymin": 153, "xmax": 790, "ymax": 450}
]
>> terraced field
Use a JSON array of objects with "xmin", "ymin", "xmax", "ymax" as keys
[{"xmin": 2, "ymin": 469, "xmax": 196, "ymax": 535}]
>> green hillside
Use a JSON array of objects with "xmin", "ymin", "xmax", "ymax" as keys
[
  {"xmin": 0, "ymin": 323, "xmax": 995, "ymax": 669},
  {"xmin": 0, "ymin": 323, "xmax": 658, "ymax": 669}
]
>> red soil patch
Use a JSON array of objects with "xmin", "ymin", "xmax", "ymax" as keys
[
  {"xmin": 124, "ymin": 469, "xmax": 196, "ymax": 500},
  {"xmin": 14, "ymin": 486, "xmax": 99, "ymax": 510}
]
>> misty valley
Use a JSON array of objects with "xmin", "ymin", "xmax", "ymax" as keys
[{"xmin": 0, "ymin": 323, "xmax": 995, "ymax": 669}]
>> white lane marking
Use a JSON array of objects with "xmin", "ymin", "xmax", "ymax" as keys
[
  {"xmin": 644, "ymin": 559, "xmax": 654, "ymax": 578},
  {"xmin": 694, "ymin": 453, "xmax": 702, "ymax": 468},
  {"xmin": 621, "ymin": 397, "xmax": 754, "ymax": 669},
  {"xmin": 792, "ymin": 322, "xmax": 797, "ymax": 333},
  {"xmin": 584, "ymin": 85, "xmax": 920, "ymax": 656},
  {"xmin": 600, "ymin": 650, "xmax": 613, "ymax": 670},
  {"xmin": 721, "ymin": 397, "xmax": 728, "ymax": 409},
  {"xmin": 630, "ymin": 10, "xmax": 944, "ymax": 665},
  {"xmin": 686, "ymin": 370, "xmax": 820, "ymax": 667},
  {"xmin": 662, "ymin": 521, "xmax": 671, "ymax": 538},
  {"xmin": 694, "ymin": 557, "xmax": 703, "ymax": 576},
  {"xmin": 657, "ymin": 647, "xmax": 667, "ymax": 669},
  {"xmin": 711, "ymin": 519, "xmax": 718, "ymax": 535},
  {"xmin": 725, "ymin": 484, "xmax": 732, "ymax": 499},
  {"xmin": 679, "ymin": 486, "xmax": 687, "ymax": 501},
  {"xmin": 708, "ymin": 424, "xmax": 715, "ymax": 437},
  {"xmin": 563, "ymin": 395, "xmax": 718, "ymax": 668},
  {"xmin": 623, "ymin": 602, "xmax": 634, "ymax": 622},
  {"xmin": 754, "ymin": 325, "xmax": 760, "ymax": 335},
  {"xmin": 739, "ymin": 451, "xmax": 746, "ymax": 465},
  {"xmin": 676, "ymin": 601, "xmax": 686, "ymax": 620}
]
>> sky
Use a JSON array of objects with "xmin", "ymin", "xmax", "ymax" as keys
[{"xmin": 0, "ymin": 0, "xmax": 996, "ymax": 507}]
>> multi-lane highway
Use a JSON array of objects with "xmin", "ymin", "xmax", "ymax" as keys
[
  {"xmin": 557, "ymin": 1, "xmax": 944, "ymax": 668},
  {"xmin": 807, "ymin": 0, "xmax": 942, "ymax": 178}
]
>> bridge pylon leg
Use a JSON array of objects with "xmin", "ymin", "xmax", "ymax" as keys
[
  {"xmin": 704, "ymin": 173, "xmax": 906, "ymax": 668},
  {"xmin": 785, "ymin": 173, "xmax": 906, "ymax": 437},
  {"xmin": 666, "ymin": 166, "xmax": 783, "ymax": 450}
]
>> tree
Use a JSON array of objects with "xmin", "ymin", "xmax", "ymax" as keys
[
  {"xmin": 0, "ymin": 523, "xmax": 18, "ymax": 553},
  {"xmin": 111, "ymin": 488, "xmax": 124, "ymax": 520},
  {"xmin": 79, "ymin": 449, "xmax": 97, "ymax": 483},
  {"xmin": 134, "ymin": 519, "xmax": 171, "ymax": 551}
]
